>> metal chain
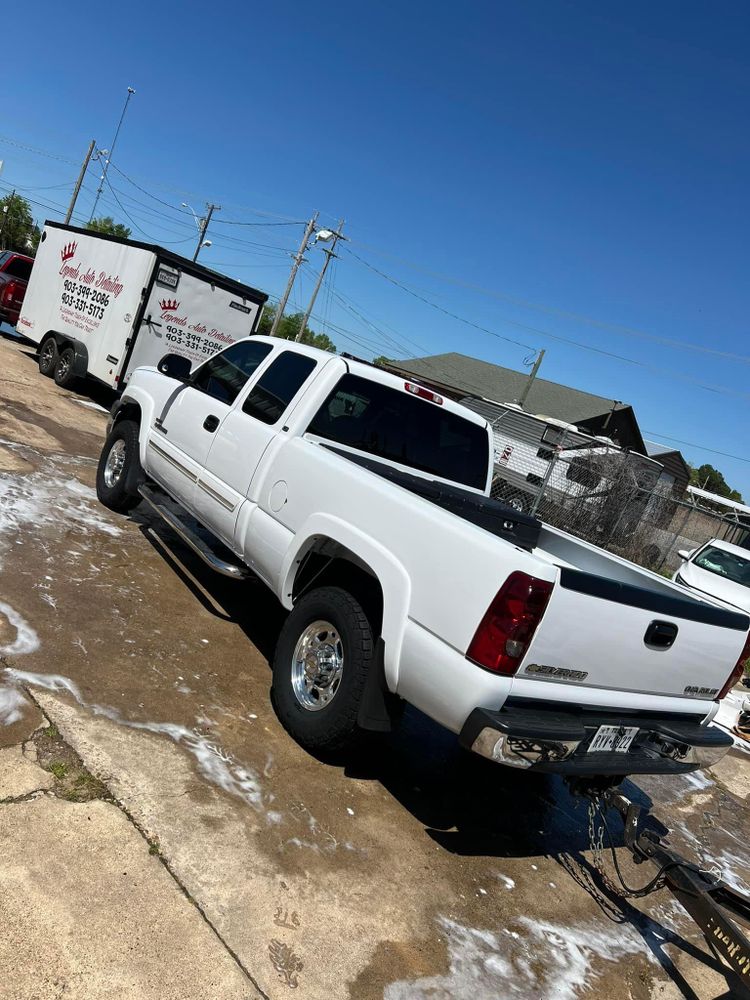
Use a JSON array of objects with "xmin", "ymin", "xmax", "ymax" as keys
[{"xmin": 587, "ymin": 797, "xmax": 667, "ymax": 899}]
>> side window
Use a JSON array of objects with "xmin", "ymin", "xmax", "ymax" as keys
[
  {"xmin": 191, "ymin": 340, "xmax": 272, "ymax": 405},
  {"xmin": 242, "ymin": 352, "xmax": 317, "ymax": 425},
  {"xmin": 5, "ymin": 257, "xmax": 32, "ymax": 280}
]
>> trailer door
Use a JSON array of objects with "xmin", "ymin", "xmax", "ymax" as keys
[{"xmin": 123, "ymin": 267, "xmax": 263, "ymax": 383}]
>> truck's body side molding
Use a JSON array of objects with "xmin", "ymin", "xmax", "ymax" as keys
[{"xmin": 278, "ymin": 513, "xmax": 411, "ymax": 690}]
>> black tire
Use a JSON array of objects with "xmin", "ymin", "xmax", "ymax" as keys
[
  {"xmin": 272, "ymin": 586, "xmax": 374, "ymax": 754},
  {"xmin": 53, "ymin": 346, "xmax": 78, "ymax": 388},
  {"xmin": 38, "ymin": 337, "xmax": 58, "ymax": 377},
  {"xmin": 96, "ymin": 419, "xmax": 142, "ymax": 513}
]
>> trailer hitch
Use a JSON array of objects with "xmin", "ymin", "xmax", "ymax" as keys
[{"xmin": 567, "ymin": 778, "xmax": 750, "ymax": 993}]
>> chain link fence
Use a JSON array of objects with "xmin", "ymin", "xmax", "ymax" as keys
[{"xmin": 462, "ymin": 398, "xmax": 750, "ymax": 574}]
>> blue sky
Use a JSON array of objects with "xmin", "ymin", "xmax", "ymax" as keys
[{"xmin": 5, "ymin": 1, "xmax": 750, "ymax": 492}]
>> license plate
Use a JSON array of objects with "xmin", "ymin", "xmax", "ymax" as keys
[{"xmin": 587, "ymin": 725, "xmax": 639, "ymax": 754}]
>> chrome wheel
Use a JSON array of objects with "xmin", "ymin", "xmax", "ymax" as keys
[
  {"xmin": 103, "ymin": 438, "xmax": 127, "ymax": 487},
  {"xmin": 291, "ymin": 620, "xmax": 344, "ymax": 712},
  {"xmin": 56, "ymin": 354, "xmax": 71, "ymax": 381},
  {"xmin": 40, "ymin": 341, "xmax": 56, "ymax": 368}
]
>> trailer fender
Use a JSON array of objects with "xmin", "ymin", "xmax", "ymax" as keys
[{"xmin": 46, "ymin": 333, "xmax": 89, "ymax": 376}]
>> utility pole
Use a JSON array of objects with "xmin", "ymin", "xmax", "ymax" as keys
[
  {"xmin": 270, "ymin": 213, "xmax": 319, "ymax": 336},
  {"xmin": 193, "ymin": 203, "xmax": 220, "ymax": 261},
  {"xmin": 296, "ymin": 220, "xmax": 345, "ymax": 342},
  {"xmin": 518, "ymin": 348, "xmax": 545, "ymax": 410},
  {"xmin": 0, "ymin": 189, "xmax": 15, "ymax": 250},
  {"xmin": 89, "ymin": 86, "xmax": 136, "ymax": 223},
  {"xmin": 65, "ymin": 139, "xmax": 96, "ymax": 225}
]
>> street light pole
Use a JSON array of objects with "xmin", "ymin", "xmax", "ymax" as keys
[
  {"xmin": 270, "ymin": 213, "xmax": 319, "ymax": 336},
  {"xmin": 518, "ymin": 349, "xmax": 545, "ymax": 410},
  {"xmin": 296, "ymin": 220, "xmax": 345, "ymax": 342},
  {"xmin": 89, "ymin": 86, "xmax": 136, "ymax": 223},
  {"xmin": 193, "ymin": 203, "xmax": 220, "ymax": 262},
  {"xmin": 66, "ymin": 139, "xmax": 96, "ymax": 225}
]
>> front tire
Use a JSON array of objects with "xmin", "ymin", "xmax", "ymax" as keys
[
  {"xmin": 53, "ymin": 346, "xmax": 78, "ymax": 388},
  {"xmin": 96, "ymin": 419, "xmax": 142, "ymax": 513},
  {"xmin": 38, "ymin": 337, "xmax": 58, "ymax": 377},
  {"xmin": 272, "ymin": 586, "xmax": 374, "ymax": 754}
]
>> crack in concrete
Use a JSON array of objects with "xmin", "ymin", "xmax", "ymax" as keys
[
  {"xmin": 0, "ymin": 789, "xmax": 53, "ymax": 804},
  {"xmin": 19, "ymin": 682, "xmax": 271, "ymax": 1000}
]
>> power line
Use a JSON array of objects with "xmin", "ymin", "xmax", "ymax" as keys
[
  {"xmin": 0, "ymin": 134, "xmax": 77, "ymax": 164},
  {"xmin": 88, "ymin": 183, "xmax": 298, "ymax": 260},
  {"xmin": 345, "ymin": 246, "xmax": 750, "ymax": 403},
  {"xmin": 642, "ymin": 432, "xmax": 750, "ymax": 466},
  {"xmin": 0, "ymin": 180, "xmax": 86, "ymax": 224},
  {"xmin": 106, "ymin": 160, "xmax": 303, "ymax": 226},
  {"xmin": 346, "ymin": 236, "xmax": 750, "ymax": 365},
  {"xmin": 212, "ymin": 218, "xmax": 305, "ymax": 228},
  {"xmin": 102, "ymin": 174, "xmax": 194, "ymax": 245},
  {"xmin": 344, "ymin": 248, "xmax": 537, "ymax": 353}
]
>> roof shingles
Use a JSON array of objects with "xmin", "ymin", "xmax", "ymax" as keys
[{"xmin": 397, "ymin": 353, "xmax": 629, "ymax": 423}]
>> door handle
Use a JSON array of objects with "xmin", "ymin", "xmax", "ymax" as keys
[{"xmin": 203, "ymin": 415, "xmax": 220, "ymax": 432}]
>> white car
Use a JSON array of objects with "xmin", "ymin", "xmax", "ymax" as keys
[{"xmin": 674, "ymin": 539, "xmax": 750, "ymax": 615}]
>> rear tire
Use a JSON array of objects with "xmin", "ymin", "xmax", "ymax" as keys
[
  {"xmin": 53, "ymin": 346, "xmax": 78, "ymax": 388},
  {"xmin": 96, "ymin": 419, "xmax": 142, "ymax": 513},
  {"xmin": 38, "ymin": 337, "xmax": 58, "ymax": 377},
  {"xmin": 272, "ymin": 586, "xmax": 374, "ymax": 754}
]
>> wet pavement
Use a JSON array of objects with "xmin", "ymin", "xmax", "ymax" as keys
[{"xmin": 1, "ymin": 334, "xmax": 749, "ymax": 998}]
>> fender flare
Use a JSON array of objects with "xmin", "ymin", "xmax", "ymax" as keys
[
  {"xmin": 109, "ymin": 387, "xmax": 157, "ymax": 468},
  {"xmin": 279, "ymin": 512, "xmax": 411, "ymax": 691}
]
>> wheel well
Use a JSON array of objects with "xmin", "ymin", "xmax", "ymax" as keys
[
  {"xmin": 41, "ymin": 333, "xmax": 88, "ymax": 375},
  {"xmin": 292, "ymin": 541, "xmax": 384, "ymax": 636},
  {"xmin": 113, "ymin": 400, "xmax": 142, "ymax": 428}
]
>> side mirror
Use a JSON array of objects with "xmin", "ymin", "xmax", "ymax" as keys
[
  {"xmin": 677, "ymin": 549, "xmax": 691, "ymax": 561},
  {"xmin": 157, "ymin": 352, "xmax": 192, "ymax": 381}
]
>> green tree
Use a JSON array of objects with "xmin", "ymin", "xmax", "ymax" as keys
[
  {"xmin": 689, "ymin": 463, "xmax": 743, "ymax": 504},
  {"xmin": 0, "ymin": 194, "xmax": 40, "ymax": 254},
  {"xmin": 257, "ymin": 305, "xmax": 336, "ymax": 353},
  {"xmin": 373, "ymin": 356, "xmax": 394, "ymax": 367},
  {"xmin": 88, "ymin": 216, "xmax": 132, "ymax": 239}
]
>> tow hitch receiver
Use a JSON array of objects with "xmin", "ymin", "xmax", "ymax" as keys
[{"xmin": 569, "ymin": 779, "xmax": 750, "ymax": 993}]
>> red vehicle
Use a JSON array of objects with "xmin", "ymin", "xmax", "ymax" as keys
[{"xmin": 0, "ymin": 250, "xmax": 34, "ymax": 327}]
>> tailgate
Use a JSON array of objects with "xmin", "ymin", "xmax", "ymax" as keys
[{"xmin": 518, "ymin": 568, "xmax": 750, "ymax": 700}]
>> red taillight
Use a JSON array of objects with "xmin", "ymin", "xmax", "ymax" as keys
[
  {"xmin": 1, "ymin": 280, "xmax": 19, "ymax": 305},
  {"xmin": 404, "ymin": 381, "xmax": 443, "ymax": 405},
  {"xmin": 467, "ymin": 571, "xmax": 553, "ymax": 675},
  {"xmin": 718, "ymin": 631, "xmax": 750, "ymax": 701}
]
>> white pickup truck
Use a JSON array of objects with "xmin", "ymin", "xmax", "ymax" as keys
[{"xmin": 95, "ymin": 336, "xmax": 748, "ymax": 778}]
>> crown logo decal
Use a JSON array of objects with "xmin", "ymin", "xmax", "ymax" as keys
[
  {"xmin": 160, "ymin": 298, "xmax": 179, "ymax": 312},
  {"xmin": 60, "ymin": 241, "xmax": 77, "ymax": 263}
]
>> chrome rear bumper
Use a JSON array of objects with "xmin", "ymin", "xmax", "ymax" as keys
[{"xmin": 460, "ymin": 702, "xmax": 733, "ymax": 776}]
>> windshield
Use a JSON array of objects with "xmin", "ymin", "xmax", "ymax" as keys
[
  {"xmin": 693, "ymin": 545, "xmax": 750, "ymax": 588},
  {"xmin": 307, "ymin": 373, "xmax": 490, "ymax": 489}
]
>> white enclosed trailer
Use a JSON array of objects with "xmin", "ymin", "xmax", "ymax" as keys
[{"xmin": 17, "ymin": 221, "xmax": 268, "ymax": 390}]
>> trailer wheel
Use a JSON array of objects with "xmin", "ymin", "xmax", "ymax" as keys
[
  {"xmin": 38, "ymin": 338, "xmax": 58, "ymax": 377},
  {"xmin": 53, "ymin": 347, "xmax": 78, "ymax": 389},
  {"xmin": 96, "ymin": 419, "xmax": 143, "ymax": 513},
  {"xmin": 272, "ymin": 586, "xmax": 374, "ymax": 754}
]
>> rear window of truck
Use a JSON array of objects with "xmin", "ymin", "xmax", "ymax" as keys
[
  {"xmin": 3, "ymin": 256, "xmax": 32, "ymax": 280},
  {"xmin": 307, "ymin": 373, "xmax": 489, "ymax": 489}
]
